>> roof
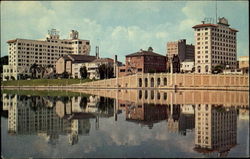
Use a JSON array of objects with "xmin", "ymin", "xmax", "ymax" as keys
[
  {"xmin": 192, "ymin": 23, "xmax": 218, "ymax": 29},
  {"xmin": 229, "ymin": 28, "xmax": 239, "ymax": 32},
  {"xmin": 7, "ymin": 39, "xmax": 17, "ymax": 43},
  {"xmin": 193, "ymin": 23, "xmax": 238, "ymax": 32},
  {"xmin": 68, "ymin": 55, "xmax": 96, "ymax": 63},
  {"xmin": 92, "ymin": 58, "xmax": 114, "ymax": 63},
  {"xmin": 126, "ymin": 50, "xmax": 165, "ymax": 57}
]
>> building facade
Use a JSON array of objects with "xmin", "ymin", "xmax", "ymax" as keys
[
  {"xmin": 166, "ymin": 39, "xmax": 195, "ymax": 62},
  {"xmin": 2, "ymin": 29, "xmax": 91, "ymax": 80},
  {"xmin": 56, "ymin": 54, "xmax": 96, "ymax": 76},
  {"xmin": 72, "ymin": 58, "xmax": 116, "ymax": 79},
  {"xmin": 238, "ymin": 56, "xmax": 249, "ymax": 69},
  {"xmin": 193, "ymin": 17, "xmax": 238, "ymax": 74},
  {"xmin": 180, "ymin": 60, "xmax": 195, "ymax": 73},
  {"xmin": 118, "ymin": 48, "xmax": 167, "ymax": 77}
]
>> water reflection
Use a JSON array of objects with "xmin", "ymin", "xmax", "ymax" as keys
[
  {"xmin": 2, "ymin": 93, "xmax": 114, "ymax": 145},
  {"xmin": 1, "ymin": 90, "xmax": 249, "ymax": 158}
]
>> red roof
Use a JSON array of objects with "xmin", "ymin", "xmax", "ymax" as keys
[
  {"xmin": 192, "ymin": 24, "xmax": 218, "ymax": 29},
  {"xmin": 7, "ymin": 39, "xmax": 17, "ymax": 43}
]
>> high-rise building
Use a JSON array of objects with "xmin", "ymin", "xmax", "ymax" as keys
[
  {"xmin": 192, "ymin": 17, "xmax": 238, "ymax": 74},
  {"xmin": 2, "ymin": 29, "xmax": 91, "ymax": 80}
]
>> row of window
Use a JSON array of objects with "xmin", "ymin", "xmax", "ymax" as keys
[
  {"xmin": 197, "ymin": 27, "xmax": 236, "ymax": 35},
  {"xmin": 212, "ymin": 42, "xmax": 236, "ymax": 47},
  {"xmin": 212, "ymin": 46, "xmax": 236, "ymax": 52}
]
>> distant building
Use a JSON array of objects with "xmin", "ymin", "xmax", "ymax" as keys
[
  {"xmin": 223, "ymin": 69, "xmax": 243, "ymax": 75},
  {"xmin": 193, "ymin": 17, "xmax": 238, "ymax": 74},
  {"xmin": 118, "ymin": 47, "xmax": 167, "ymax": 77},
  {"xmin": 2, "ymin": 29, "xmax": 91, "ymax": 80},
  {"xmin": 239, "ymin": 56, "xmax": 249, "ymax": 69},
  {"xmin": 172, "ymin": 55, "xmax": 181, "ymax": 73},
  {"xmin": 238, "ymin": 56, "xmax": 249, "ymax": 74},
  {"xmin": 166, "ymin": 39, "xmax": 195, "ymax": 62},
  {"xmin": 181, "ymin": 60, "xmax": 195, "ymax": 73}
]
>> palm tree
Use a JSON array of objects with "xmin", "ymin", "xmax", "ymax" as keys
[{"xmin": 29, "ymin": 63, "xmax": 38, "ymax": 79}]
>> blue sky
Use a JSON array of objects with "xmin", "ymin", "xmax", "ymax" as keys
[{"xmin": 1, "ymin": 1, "xmax": 249, "ymax": 62}]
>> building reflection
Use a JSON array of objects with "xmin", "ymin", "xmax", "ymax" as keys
[
  {"xmin": 167, "ymin": 104, "xmax": 195, "ymax": 135},
  {"xmin": 193, "ymin": 104, "xmax": 237, "ymax": 157},
  {"xmin": 125, "ymin": 103, "xmax": 169, "ymax": 129},
  {"xmin": 2, "ymin": 93, "xmax": 114, "ymax": 145},
  {"xmin": 2, "ymin": 90, "xmax": 247, "ymax": 153}
]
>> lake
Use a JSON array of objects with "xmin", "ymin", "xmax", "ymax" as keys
[{"xmin": 1, "ymin": 89, "xmax": 249, "ymax": 158}]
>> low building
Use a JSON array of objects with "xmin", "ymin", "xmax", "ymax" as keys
[
  {"xmin": 223, "ymin": 69, "xmax": 243, "ymax": 75},
  {"xmin": 118, "ymin": 47, "xmax": 167, "ymax": 77},
  {"xmin": 72, "ymin": 58, "xmax": 116, "ymax": 79},
  {"xmin": 180, "ymin": 60, "xmax": 195, "ymax": 73},
  {"xmin": 239, "ymin": 56, "xmax": 249, "ymax": 69},
  {"xmin": 56, "ymin": 54, "xmax": 97, "ymax": 76}
]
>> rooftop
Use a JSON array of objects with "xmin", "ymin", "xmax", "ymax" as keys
[
  {"xmin": 126, "ymin": 49, "xmax": 165, "ymax": 57},
  {"xmin": 61, "ymin": 54, "xmax": 97, "ymax": 63}
]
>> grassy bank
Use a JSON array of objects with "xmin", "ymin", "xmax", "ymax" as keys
[
  {"xmin": 1, "ymin": 89, "xmax": 90, "ymax": 97},
  {"xmin": 1, "ymin": 78, "xmax": 93, "ymax": 86}
]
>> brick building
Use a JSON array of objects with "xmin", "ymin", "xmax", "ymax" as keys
[{"xmin": 118, "ymin": 47, "xmax": 167, "ymax": 77}]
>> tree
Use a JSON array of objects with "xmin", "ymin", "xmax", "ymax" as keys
[
  {"xmin": 61, "ymin": 71, "xmax": 69, "ymax": 79},
  {"xmin": 29, "ymin": 63, "xmax": 38, "ymax": 79},
  {"xmin": 5, "ymin": 76, "xmax": 9, "ymax": 80},
  {"xmin": 10, "ymin": 76, "xmax": 15, "ymax": 80},
  {"xmin": 0, "ymin": 56, "xmax": 8, "ymax": 73},
  {"xmin": 80, "ymin": 66, "xmax": 88, "ymax": 79},
  {"xmin": 98, "ymin": 64, "xmax": 114, "ymax": 79},
  {"xmin": 212, "ymin": 65, "xmax": 224, "ymax": 74}
]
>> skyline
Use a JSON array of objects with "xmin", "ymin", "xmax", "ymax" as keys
[{"xmin": 1, "ymin": 1, "xmax": 249, "ymax": 63}]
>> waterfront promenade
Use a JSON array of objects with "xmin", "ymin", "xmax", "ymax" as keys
[{"xmin": 1, "ymin": 73, "xmax": 249, "ymax": 91}]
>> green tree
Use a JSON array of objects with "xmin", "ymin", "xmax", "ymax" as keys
[
  {"xmin": 29, "ymin": 63, "xmax": 38, "ymax": 79},
  {"xmin": 61, "ymin": 71, "xmax": 70, "ymax": 79},
  {"xmin": 80, "ymin": 66, "xmax": 88, "ymax": 79},
  {"xmin": 0, "ymin": 56, "xmax": 8, "ymax": 73},
  {"xmin": 212, "ymin": 65, "xmax": 224, "ymax": 74},
  {"xmin": 98, "ymin": 64, "xmax": 114, "ymax": 79}
]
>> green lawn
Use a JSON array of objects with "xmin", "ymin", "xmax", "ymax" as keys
[{"xmin": 2, "ymin": 78, "xmax": 93, "ymax": 86}]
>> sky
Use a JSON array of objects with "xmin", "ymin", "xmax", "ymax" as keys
[{"xmin": 1, "ymin": 1, "xmax": 249, "ymax": 63}]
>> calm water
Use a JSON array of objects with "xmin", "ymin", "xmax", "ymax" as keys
[{"xmin": 1, "ymin": 90, "xmax": 249, "ymax": 158}]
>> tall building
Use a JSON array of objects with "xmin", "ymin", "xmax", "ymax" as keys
[
  {"xmin": 194, "ymin": 104, "xmax": 237, "ymax": 157},
  {"xmin": 192, "ymin": 17, "xmax": 238, "ymax": 74},
  {"xmin": 166, "ymin": 39, "xmax": 195, "ymax": 62},
  {"xmin": 2, "ymin": 29, "xmax": 91, "ymax": 80}
]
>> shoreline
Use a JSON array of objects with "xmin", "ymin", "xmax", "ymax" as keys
[{"xmin": 1, "ymin": 85, "xmax": 249, "ymax": 92}]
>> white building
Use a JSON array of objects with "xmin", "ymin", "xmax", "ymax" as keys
[
  {"xmin": 180, "ymin": 60, "xmax": 195, "ymax": 73},
  {"xmin": 72, "ymin": 58, "xmax": 115, "ymax": 79},
  {"xmin": 2, "ymin": 29, "xmax": 91, "ymax": 80},
  {"xmin": 193, "ymin": 17, "xmax": 238, "ymax": 74}
]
